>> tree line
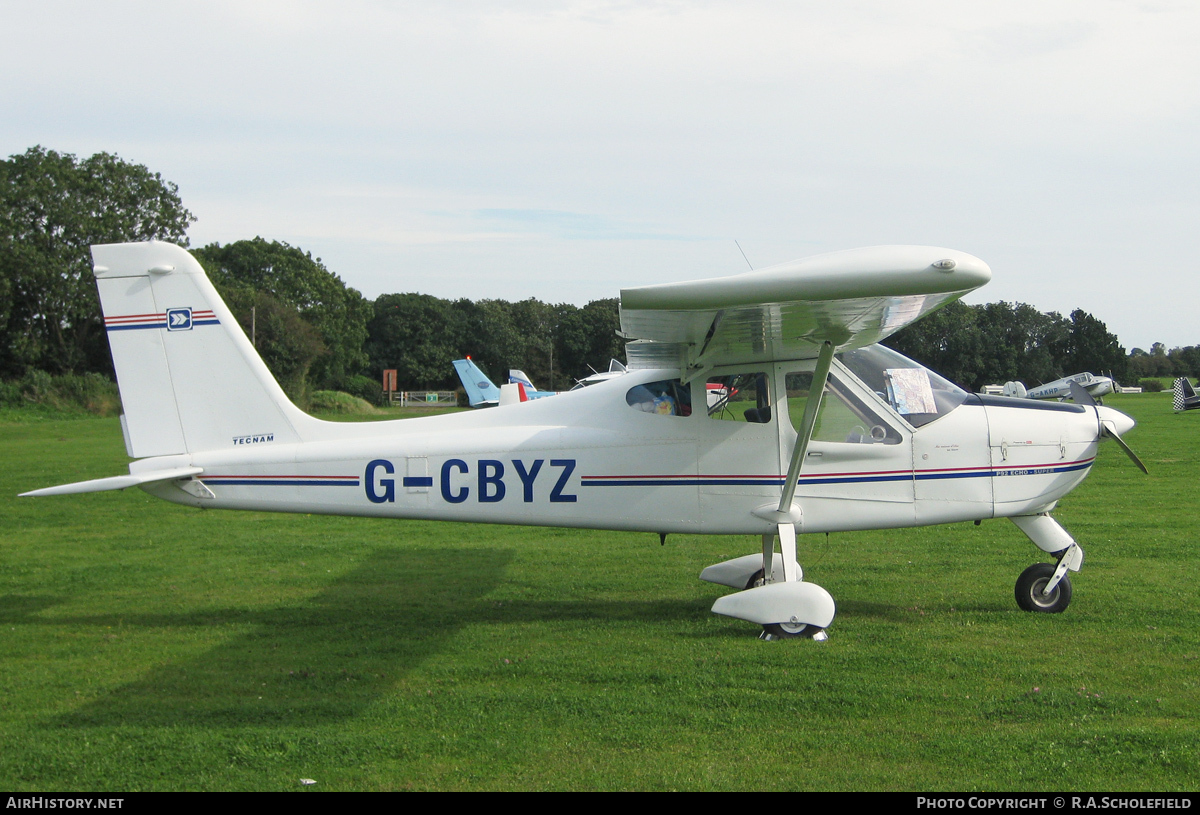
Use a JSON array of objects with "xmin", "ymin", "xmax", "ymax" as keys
[
  {"xmin": 0, "ymin": 147, "xmax": 621, "ymax": 404},
  {"xmin": 1126, "ymin": 343, "xmax": 1200, "ymax": 382},
  {"xmin": 885, "ymin": 300, "xmax": 1132, "ymax": 392},
  {"xmin": 1, "ymin": 146, "xmax": 1190, "ymax": 407}
]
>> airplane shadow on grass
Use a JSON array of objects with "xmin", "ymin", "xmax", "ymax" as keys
[
  {"xmin": 27, "ymin": 547, "xmax": 509, "ymax": 729},
  {"xmin": 4, "ymin": 546, "xmax": 712, "ymax": 730}
]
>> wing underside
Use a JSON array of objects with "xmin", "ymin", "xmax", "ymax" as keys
[{"xmin": 619, "ymin": 245, "xmax": 990, "ymax": 372}]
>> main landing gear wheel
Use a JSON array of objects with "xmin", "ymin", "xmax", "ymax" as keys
[
  {"xmin": 761, "ymin": 622, "xmax": 822, "ymax": 639},
  {"xmin": 1015, "ymin": 562, "xmax": 1072, "ymax": 613}
]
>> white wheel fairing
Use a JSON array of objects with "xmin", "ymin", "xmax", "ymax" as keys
[{"xmin": 711, "ymin": 580, "xmax": 836, "ymax": 629}]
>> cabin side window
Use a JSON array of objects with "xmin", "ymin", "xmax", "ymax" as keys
[
  {"xmin": 706, "ymin": 372, "xmax": 772, "ymax": 423},
  {"xmin": 626, "ymin": 379, "xmax": 692, "ymax": 417},
  {"xmin": 784, "ymin": 371, "xmax": 902, "ymax": 444}
]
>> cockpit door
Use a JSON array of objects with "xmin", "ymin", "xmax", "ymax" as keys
[
  {"xmin": 774, "ymin": 359, "xmax": 915, "ymax": 525},
  {"xmin": 695, "ymin": 368, "xmax": 783, "ymax": 532}
]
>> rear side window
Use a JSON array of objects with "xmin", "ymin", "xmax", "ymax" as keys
[
  {"xmin": 706, "ymin": 372, "xmax": 771, "ymax": 423},
  {"xmin": 626, "ymin": 379, "xmax": 692, "ymax": 417}
]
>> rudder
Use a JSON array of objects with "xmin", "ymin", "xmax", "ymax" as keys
[
  {"xmin": 451, "ymin": 357, "xmax": 501, "ymax": 407},
  {"xmin": 94, "ymin": 241, "xmax": 316, "ymax": 457},
  {"xmin": 1174, "ymin": 377, "xmax": 1195, "ymax": 411}
]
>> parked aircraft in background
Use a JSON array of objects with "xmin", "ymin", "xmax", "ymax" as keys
[
  {"xmin": 1174, "ymin": 377, "xmax": 1200, "ymax": 411},
  {"xmin": 1026, "ymin": 372, "xmax": 1115, "ymax": 402},
  {"xmin": 507, "ymin": 370, "xmax": 557, "ymax": 400},
  {"xmin": 452, "ymin": 357, "xmax": 502, "ymax": 407},
  {"xmin": 23, "ymin": 242, "xmax": 1146, "ymax": 640},
  {"xmin": 456, "ymin": 359, "xmax": 629, "ymax": 407},
  {"xmin": 569, "ymin": 359, "xmax": 629, "ymax": 391},
  {"xmin": 452, "ymin": 357, "xmax": 556, "ymax": 407}
]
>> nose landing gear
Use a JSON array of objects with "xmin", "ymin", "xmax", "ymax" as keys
[
  {"xmin": 1011, "ymin": 514, "xmax": 1084, "ymax": 613},
  {"xmin": 1015, "ymin": 562, "xmax": 1072, "ymax": 613}
]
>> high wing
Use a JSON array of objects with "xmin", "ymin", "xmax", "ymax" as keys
[
  {"xmin": 619, "ymin": 246, "xmax": 990, "ymax": 375},
  {"xmin": 620, "ymin": 245, "xmax": 991, "ymax": 635}
]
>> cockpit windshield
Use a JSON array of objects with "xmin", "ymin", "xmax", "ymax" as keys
[{"xmin": 837, "ymin": 345, "xmax": 969, "ymax": 427}]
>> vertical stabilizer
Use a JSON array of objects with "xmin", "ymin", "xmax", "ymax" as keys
[
  {"xmin": 1174, "ymin": 377, "xmax": 1197, "ymax": 411},
  {"xmin": 93, "ymin": 241, "xmax": 316, "ymax": 457},
  {"xmin": 451, "ymin": 358, "xmax": 501, "ymax": 407},
  {"xmin": 508, "ymin": 369, "xmax": 537, "ymax": 390}
]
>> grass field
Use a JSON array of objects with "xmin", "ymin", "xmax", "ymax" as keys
[{"xmin": 1, "ymin": 395, "xmax": 1197, "ymax": 791}]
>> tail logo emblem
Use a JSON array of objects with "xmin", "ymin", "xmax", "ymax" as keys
[{"xmin": 166, "ymin": 308, "xmax": 193, "ymax": 331}]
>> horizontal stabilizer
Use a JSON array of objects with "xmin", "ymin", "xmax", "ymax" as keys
[{"xmin": 20, "ymin": 466, "xmax": 203, "ymax": 497}]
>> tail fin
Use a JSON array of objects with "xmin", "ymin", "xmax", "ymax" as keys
[
  {"xmin": 508, "ymin": 369, "xmax": 537, "ymax": 390},
  {"xmin": 1174, "ymin": 377, "xmax": 1195, "ymax": 411},
  {"xmin": 451, "ymin": 357, "xmax": 501, "ymax": 407},
  {"xmin": 93, "ymin": 241, "xmax": 316, "ymax": 457},
  {"xmin": 1003, "ymin": 381, "xmax": 1027, "ymax": 399}
]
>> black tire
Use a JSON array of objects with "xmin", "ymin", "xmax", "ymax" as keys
[
  {"xmin": 1015, "ymin": 563, "xmax": 1072, "ymax": 613},
  {"xmin": 745, "ymin": 569, "xmax": 765, "ymax": 590},
  {"xmin": 762, "ymin": 622, "xmax": 820, "ymax": 639}
]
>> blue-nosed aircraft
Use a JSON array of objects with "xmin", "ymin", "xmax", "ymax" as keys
[{"xmin": 21, "ymin": 242, "xmax": 1146, "ymax": 640}]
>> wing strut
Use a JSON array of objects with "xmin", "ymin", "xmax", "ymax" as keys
[
  {"xmin": 779, "ymin": 340, "xmax": 834, "ymax": 514},
  {"xmin": 764, "ymin": 340, "xmax": 834, "ymax": 584}
]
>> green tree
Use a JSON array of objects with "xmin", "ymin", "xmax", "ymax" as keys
[
  {"xmin": 508, "ymin": 298, "xmax": 558, "ymax": 388},
  {"xmin": 888, "ymin": 301, "xmax": 1134, "ymax": 390},
  {"xmin": 1130, "ymin": 343, "xmax": 1173, "ymax": 378},
  {"xmin": 236, "ymin": 290, "xmax": 326, "ymax": 400},
  {"xmin": 1062, "ymin": 309, "xmax": 1127, "ymax": 381},
  {"xmin": 1169, "ymin": 346, "xmax": 1200, "ymax": 378},
  {"xmin": 362, "ymin": 292, "xmax": 624, "ymax": 393},
  {"xmin": 192, "ymin": 238, "xmax": 370, "ymax": 393},
  {"xmin": 887, "ymin": 301, "xmax": 987, "ymax": 389},
  {"xmin": 0, "ymin": 146, "xmax": 195, "ymax": 377},
  {"xmin": 558, "ymin": 297, "xmax": 623, "ymax": 385},
  {"xmin": 467, "ymin": 299, "xmax": 525, "ymax": 384},
  {"xmin": 365, "ymin": 292, "xmax": 457, "ymax": 389},
  {"xmin": 975, "ymin": 303, "xmax": 1072, "ymax": 388}
]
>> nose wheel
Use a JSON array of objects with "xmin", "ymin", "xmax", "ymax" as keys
[{"xmin": 1015, "ymin": 562, "xmax": 1072, "ymax": 613}]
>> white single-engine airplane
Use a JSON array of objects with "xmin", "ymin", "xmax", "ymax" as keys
[
  {"xmin": 1024, "ymin": 372, "xmax": 1115, "ymax": 402},
  {"xmin": 22, "ymin": 243, "xmax": 1147, "ymax": 639}
]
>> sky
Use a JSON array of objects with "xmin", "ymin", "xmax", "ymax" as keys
[{"xmin": 3, "ymin": 0, "xmax": 1197, "ymax": 351}]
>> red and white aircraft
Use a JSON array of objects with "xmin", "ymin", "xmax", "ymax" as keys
[{"xmin": 22, "ymin": 243, "xmax": 1144, "ymax": 639}]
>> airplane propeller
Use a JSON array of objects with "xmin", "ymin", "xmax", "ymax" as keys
[
  {"xmin": 1100, "ymin": 421, "xmax": 1149, "ymax": 474},
  {"xmin": 1069, "ymin": 382, "xmax": 1148, "ymax": 474}
]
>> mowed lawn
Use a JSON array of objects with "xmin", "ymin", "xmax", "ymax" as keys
[{"xmin": 0, "ymin": 394, "xmax": 1197, "ymax": 791}]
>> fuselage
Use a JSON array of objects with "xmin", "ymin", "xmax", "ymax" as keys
[
  {"xmin": 1027, "ymin": 372, "xmax": 1114, "ymax": 401},
  {"xmin": 142, "ymin": 346, "xmax": 1117, "ymax": 537}
]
